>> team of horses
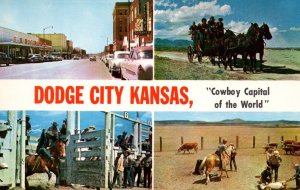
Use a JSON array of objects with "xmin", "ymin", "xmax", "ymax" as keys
[{"xmin": 191, "ymin": 23, "xmax": 272, "ymax": 73}]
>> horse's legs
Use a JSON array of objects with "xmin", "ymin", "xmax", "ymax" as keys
[
  {"xmin": 260, "ymin": 51, "xmax": 264, "ymax": 71},
  {"xmin": 54, "ymin": 169, "xmax": 60, "ymax": 187},
  {"xmin": 205, "ymin": 167, "xmax": 212, "ymax": 185}
]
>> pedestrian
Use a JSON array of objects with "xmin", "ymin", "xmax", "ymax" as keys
[
  {"xmin": 112, "ymin": 151, "xmax": 124, "ymax": 188},
  {"xmin": 288, "ymin": 164, "xmax": 300, "ymax": 189},
  {"xmin": 142, "ymin": 151, "xmax": 152, "ymax": 188},
  {"xmin": 134, "ymin": 154, "xmax": 142, "ymax": 187},
  {"xmin": 229, "ymin": 143, "xmax": 237, "ymax": 171},
  {"xmin": 268, "ymin": 150, "xmax": 282, "ymax": 182},
  {"xmin": 129, "ymin": 151, "xmax": 135, "ymax": 188},
  {"xmin": 123, "ymin": 151, "xmax": 130, "ymax": 188}
]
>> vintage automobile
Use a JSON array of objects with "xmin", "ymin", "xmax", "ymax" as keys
[
  {"xmin": 104, "ymin": 54, "xmax": 114, "ymax": 67},
  {"xmin": 0, "ymin": 52, "xmax": 12, "ymax": 66},
  {"xmin": 108, "ymin": 51, "xmax": 130, "ymax": 77},
  {"xmin": 89, "ymin": 56, "xmax": 96, "ymax": 61},
  {"xmin": 120, "ymin": 46, "xmax": 153, "ymax": 80},
  {"xmin": 27, "ymin": 54, "xmax": 43, "ymax": 63},
  {"xmin": 73, "ymin": 55, "xmax": 80, "ymax": 60}
]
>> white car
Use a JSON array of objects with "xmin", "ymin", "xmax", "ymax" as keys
[
  {"xmin": 120, "ymin": 46, "xmax": 153, "ymax": 80},
  {"xmin": 108, "ymin": 51, "xmax": 130, "ymax": 77}
]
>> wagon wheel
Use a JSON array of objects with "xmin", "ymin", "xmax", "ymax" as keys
[{"xmin": 187, "ymin": 45, "xmax": 194, "ymax": 63}]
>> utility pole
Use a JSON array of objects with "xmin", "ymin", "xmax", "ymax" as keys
[{"xmin": 42, "ymin": 25, "xmax": 53, "ymax": 55}]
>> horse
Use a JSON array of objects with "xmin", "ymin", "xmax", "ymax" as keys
[
  {"xmin": 223, "ymin": 29, "xmax": 238, "ymax": 70},
  {"xmin": 253, "ymin": 23, "xmax": 272, "ymax": 71},
  {"xmin": 25, "ymin": 139, "xmax": 66, "ymax": 188},
  {"xmin": 125, "ymin": 134, "xmax": 135, "ymax": 149},
  {"xmin": 198, "ymin": 144, "xmax": 234, "ymax": 185}
]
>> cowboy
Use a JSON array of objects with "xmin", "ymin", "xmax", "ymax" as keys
[
  {"xmin": 229, "ymin": 143, "xmax": 237, "ymax": 171},
  {"xmin": 46, "ymin": 122, "xmax": 60, "ymax": 147},
  {"xmin": 134, "ymin": 154, "xmax": 143, "ymax": 187},
  {"xmin": 216, "ymin": 17, "xmax": 225, "ymax": 38},
  {"xmin": 142, "ymin": 151, "xmax": 152, "ymax": 188},
  {"xmin": 208, "ymin": 16, "xmax": 216, "ymax": 32},
  {"xmin": 268, "ymin": 150, "xmax": 282, "ymax": 182},
  {"xmin": 129, "ymin": 150, "xmax": 136, "ymax": 188},
  {"xmin": 112, "ymin": 150, "xmax": 124, "ymax": 188},
  {"xmin": 266, "ymin": 147, "xmax": 274, "ymax": 166},
  {"xmin": 123, "ymin": 150, "xmax": 131, "ymax": 188},
  {"xmin": 60, "ymin": 119, "xmax": 67, "ymax": 136},
  {"xmin": 215, "ymin": 138, "xmax": 228, "ymax": 170},
  {"xmin": 36, "ymin": 129, "xmax": 54, "ymax": 163},
  {"xmin": 289, "ymin": 164, "xmax": 300, "ymax": 189},
  {"xmin": 260, "ymin": 166, "xmax": 272, "ymax": 185},
  {"xmin": 25, "ymin": 115, "xmax": 31, "ymax": 136}
]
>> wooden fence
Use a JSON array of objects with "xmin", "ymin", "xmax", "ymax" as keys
[{"xmin": 158, "ymin": 135, "xmax": 299, "ymax": 152}]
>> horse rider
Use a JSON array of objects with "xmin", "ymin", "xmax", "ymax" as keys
[
  {"xmin": 46, "ymin": 122, "xmax": 60, "ymax": 147},
  {"xmin": 142, "ymin": 151, "xmax": 152, "ymax": 188},
  {"xmin": 112, "ymin": 150, "xmax": 124, "ymax": 188},
  {"xmin": 268, "ymin": 150, "xmax": 282, "ymax": 182},
  {"xmin": 189, "ymin": 21, "xmax": 199, "ymax": 52},
  {"xmin": 36, "ymin": 129, "xmax": 54, "ymax": 163},
  {"xmin": 60, "ymin": 119, "xmax": 67, "ymax": 136},
  {"xmin": 288, "ymin": 164, "xmax": 300, "ymax": 189},
  {"xmin": 260, "ymin": 166, "xmax": 272, "ymax": 185},
  {"xmin": 229, "ymin": 143, "xmax": 237, "ymax": 171},
  {"xmin": 215, "ymin": 138, "xmax": 228, "ymax": 170}
]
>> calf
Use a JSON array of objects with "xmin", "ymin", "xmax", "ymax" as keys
[{"xmin": 177, "ymin": 143, "xmax": 198, "ymax": 154}]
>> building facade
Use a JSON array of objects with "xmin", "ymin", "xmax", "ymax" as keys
[
  {"xmin": 113, "ymin": 2, "xmax": 132, "ymax": 51},
  {"xmin": 32, "ymin": 33, "xmax": 67, "ymax": 54},
  {"xmin": 129, "ymin": 0, "xmax": 153, "ymax": 49},
  {"xmin": 0, "ymin": 26, "xmax": 52, "ymax": 59}
]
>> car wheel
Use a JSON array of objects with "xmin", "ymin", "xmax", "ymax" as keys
[
  {"xmin": 120, "ymin": 71, "xmax": 126, "ymax": 80},
  {"xmin": 6, "ymin": 63, "xmax": 9, "ymax": 66}
]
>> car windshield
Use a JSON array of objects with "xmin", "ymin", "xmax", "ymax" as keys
[
  {"xmin": 137, "ymin": 50, "xmax": 153, "ymax": 59},
  {"xmin": 117, "ymin": 53, "xmax": 129, "ymax": 59}
]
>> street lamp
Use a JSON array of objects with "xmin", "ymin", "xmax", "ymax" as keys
[{"xmin": 43, "ymin": 25, "xmax": 53, "ymax": 55}]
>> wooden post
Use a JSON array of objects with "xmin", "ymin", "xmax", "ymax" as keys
[
  {"xmin": 66, "ymin": 111, "xmax": 76, "ymax": 185},
  {"xmin": 104, "ymin": 112, "xmax": 112, "ymax": 189},
  {"xmin": 281, "ymin": 136, "xmax": 284, "ymax": 142},
  {"xmin": 160, "ymin": 136, "xmax": 162, "ymax": 152},
  {"xmin": 268, "ymin": 136, "xmax": 270, "ymax": 144},
  {"xmin": 296, "ymin": 136, "xmax": 298, "ymax": 142},
  {"xmin": 20, "ymin": 111, "xmax": 26, "ymax": 188},
  {"xmin": 181, "ymin": 136, "xmax": 184, "ymax": 145},
  {"xmin": 236, "ymin": 136, "xmax": 239, "ymax": 149},
  {"xmin": 219, "ymin": 137, "xmax": 221, "ymax": 144},
  {"xmin": 201, "ymin": 137, "xmax": 204, "ymax": 150},
  {"xmin": 253, "ymin": 136, "xmax": 256, "ymax": 148},
  {"xmin": 8, "ymin": 111, "xmax": 17, "ymax": 188}
]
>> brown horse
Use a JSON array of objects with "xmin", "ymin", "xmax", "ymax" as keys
[
  {"xmin": 25, "ymin": 139, "xmax": 66, "ymax": 188},
  {"xmin": 198, "ymin": 145, "xmax": 234, "ymax": 185},
  {"xmin": 125, "ymin": 134, "xmax": 134, "ymax": 149}
]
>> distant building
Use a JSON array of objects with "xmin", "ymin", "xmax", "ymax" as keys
[
  {"xmin": 0, "ymin": 26, "xmax": 52, "ymax": 58},
  {"xmin": 66, "ymin": 40, "xmax": 73, "ymax": 59},
  {"xmin": 113, "ymin": 2, "xmax": 132, "ymax": 51},
  {"xmin": 31, "ymin": 33, "xmax": 70, "ymax": 58}
]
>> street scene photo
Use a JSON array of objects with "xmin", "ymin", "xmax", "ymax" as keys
[
  {"xmin": 0, "ymin": 0, "xmax": 153, "ymax": 80},
  {"xmin": 155, "ymin": 0, "xmax": 300, "ymax": 80},
  {"xmin": 0, "ymin": 111, "xmax": 152, "ymax": 189},
  {"xmin": 154, "ymin": 112, "xmax": 300, "ymax": 189}
]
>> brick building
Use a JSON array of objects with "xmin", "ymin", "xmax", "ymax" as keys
[{"xmin": 113, "ymin": 2, "xmax": 132, "ymax": 51}]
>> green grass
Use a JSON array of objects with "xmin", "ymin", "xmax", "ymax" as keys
[{"xmin": 155, "ymin": 55, "xmax": 248, "ymax": 80}]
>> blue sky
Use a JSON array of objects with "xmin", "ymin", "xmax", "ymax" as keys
[
  {"xmin": 0, "ymin": 111, "xmax": 152, "ymax": 137},
  {"xmin": 155, "ymin": 0, "xmax": 300, "ymax": 47},
  {"xmin": 0, "ymin": 0, "xmax": 129, "ymax": 53},
  {"xmin": 155, "ymin": 112, "xmax": 300, "ymax": 122}
]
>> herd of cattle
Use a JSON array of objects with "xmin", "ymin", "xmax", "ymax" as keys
[{"xmin": 177, "ymin": 140, "xmax": 300, "ymax": 155}]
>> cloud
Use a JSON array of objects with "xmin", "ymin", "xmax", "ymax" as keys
[
  {"xmin": 155, "ymin": 0, "xmax": 231, "ymax": 23},
  {"xmin": 290, "ymin": 27, "xmax": 300, "ymax": 31},
  {"xmin": 155, "ymin": 25, "xmax": 190, "ymax": 39},
  {"xmin": 116, "ymin": 123, "xmax": 124, "ymax": 127},
  {"xmin": 156, "ymin": 0, "xmax": 177, "ymax": 8},
  {"xmin": 226, "ymin": 20, "xmax": 250, "ymax": 33}
]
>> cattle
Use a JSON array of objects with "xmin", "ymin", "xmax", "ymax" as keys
[
  {"xmin": 177, "ymin": 143, "xmax": 198, "ymax": 154},
  {"xmin": 281, "ymin": 140, "xmax": 295, "ymax": 147},
  {"xmin": 264, "ymin": 143, "xmax": 278, "ymax": 152}
]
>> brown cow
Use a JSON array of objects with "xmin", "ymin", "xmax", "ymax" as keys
[
  {"xmin": 177, "ymin": 143, "xmax": 198, "ymax": 154},
  {"xmin": 281, "ymin": 140, "xmax": 295, "ymax": 147}
]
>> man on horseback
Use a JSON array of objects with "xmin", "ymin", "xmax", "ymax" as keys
[
  {"xmin": 46, "ymin": 122, "xmax": 60, "ymax": 147},
  {"xmin": 36, "ymin": 129, "xmax": 54, "ymax": 163},
  {"xmin": 215, "ymin": 138, "xmax": 228, "ymax": 170}
]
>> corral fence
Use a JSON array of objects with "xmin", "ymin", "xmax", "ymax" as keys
[
  {"xmin": 27, "ymin": 111, "xmax": 152, "ymax": 189},
  {"xmin": 0, "ymin": 111, "xmax": 26, "ymax": 189},
  {"xmin": 158, "ymin": 135, "xmax": 299, "ymax": 152}
]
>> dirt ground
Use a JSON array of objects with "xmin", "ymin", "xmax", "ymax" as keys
[
  {"xmin": 154, "ymin": 125, "xmax": 300, "ymax": 190},
  {"xmin": 155, "ymin": 49, "xmax": 300, "ymax": 80}
]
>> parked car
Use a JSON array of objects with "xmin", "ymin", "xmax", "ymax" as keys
[
  {"xmin": 108, "ymin": 51, "xmax": 130, "ymax": 77},
  {"xmin": 56, "ymin": 56, "xmax": 63, "ymax": 61},
  {"xmin": 0, "ymin": 52, "xmax": 12, "ymax": 66},
  {"xmin": 120, "ymin": 46, "xmax": 153, "ymax": 80},
  {"xmin": 27, "ymin": 54, "xmax": 43, "ymax": 63},
  {"xmin": 104, "ymin": 54, "xmax": 113, "ymax": 67},
  {"xmin": 47, "ymin": 55, "xmax": 55, "ymax": 61},
  {"xmin": 43, "ymin": 55, "xmax": 49, "ymax": 62},
  {"xmin": 73, "ymin": 56, "xmax": 79, "ymax": 60},
  {"xmin": 89, "ymin": 56, "xmax": 96, "ymax": 61}
]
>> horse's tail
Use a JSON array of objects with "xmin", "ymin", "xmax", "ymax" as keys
[{"xmin": 199, "ymin": 156, "xmax": 207, "ymax": 171}]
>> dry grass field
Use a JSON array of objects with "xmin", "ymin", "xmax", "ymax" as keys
[{"xmin": 154, "ymin": 125, "xmax": 300, "ymax": 190}]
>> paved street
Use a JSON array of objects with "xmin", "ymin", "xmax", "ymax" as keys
[{"xmin": 0, "ymin": 58, "xmax": 118, "ymax": 80}]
